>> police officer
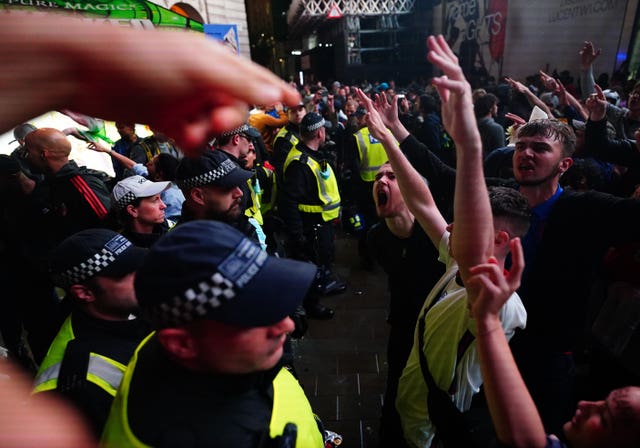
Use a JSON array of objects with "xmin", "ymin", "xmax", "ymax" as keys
[
  {"xmin": 272, "ymin": 101, "xmax": 306, "ymax": 182},
  {"xmin": 33, "ymin": 229, "xmax": 150, "ymax": 437},
  {"xmin": 280, "ymin": 112, "xmax": 346, "ymax": 298},
  {"xmin": 101, "ymin": 220, "xmax": 326, "ymax": 447}
]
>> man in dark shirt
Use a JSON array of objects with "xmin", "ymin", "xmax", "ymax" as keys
[
  {"xmin": 23, "ymin": 128, "xmax": 111, "ymax": 247},
  {"xmin": 368, "ymin": 162, "xmax": 444, "ymax": 446}
]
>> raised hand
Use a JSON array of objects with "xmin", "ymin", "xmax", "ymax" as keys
[
  {"xmin": 354, "ymin": 88, "xmax": 392, "ymax": 143},
  {"xmin": 426, "ymin": 35, "xmax": 478, "ymax": 145},
  {"xmin": 585, "ymin": 84, "xmax": 608, "ymax": 121},
  {"xmin": 538, "ymin": 70, "xmax": 560, "ymax": 93},
  {"xmin": 579, "ymin": 41, "xmax": 601, "ymax": 70},
  {"xmin": 466, "ymin": 237, "xmax": 524, "ymax": 322},
  {"xmin": 504, "ymin": 77, "xmax": 528, "ymax": 95}
]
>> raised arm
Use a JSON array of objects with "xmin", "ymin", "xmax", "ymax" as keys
[
  {"xmin": 466, "ymin": 239, "xmax": 547, "ymax": 448},
  {"xmin": 505, "ymin": 77, "xmax": 553, "ymax": 118},
  {"xmin": 0, "ymin": 13, "xmax": 301, "ymax": 155},
  {"xmin": 428, "ymin": 35, "xmax": 493, "ymax": 281},
  {"xmin": 355, "ymin": 88, "xmax": 447, "ymax": 248},
  {"xmin": 579, "ymin": 41, "xmax": 600, "ymax": 100},
  {"xmin": 87, "ymin": 141, "xmax": 147, "ymax": 175}
]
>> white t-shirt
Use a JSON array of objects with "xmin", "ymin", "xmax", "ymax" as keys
[{"xmin": 396, "ymin": 231, "xmax": 527, "ymax": 448}]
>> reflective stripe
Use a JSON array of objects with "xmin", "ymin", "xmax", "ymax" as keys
[
  {"xmin": 88, "ymin": 354, "xmax": 125, "ymax": 394},
  {"xmin": 33, "ymin": 353, "xmax": 125, "ymax": 395},
  {"xmin": 34, "ymin": 363, "xmax": 61, "ymax": 388},
  {"xmin": 298, "ymin": 202, "xmax": 341, "ymax": 213}
]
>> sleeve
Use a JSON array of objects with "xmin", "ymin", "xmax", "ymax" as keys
[
  {"xmin": 399, "ymin": 134, "xmax": 457, "ymax": 219},
  {"xmin": 279, "ymin": 161, "xmax": 308, "ymax": 239},
  {"xmin": 579, "ymin": 67, "xmax": 595, "ymax": 101},
  {"xmin": 585, "ymin": 118, "xmax": 640, "ymax": 167},
  {"xmin": 258, "ymin": 110, "xmax": 289, "ymax": 128},
  {"xmin": 343, "ymin": 134, "xmax": 359, "ymax": 174},
  {"xmin": 70, "ymin": 174, "xmax": 111, "ymax": 220},
  {"xmin": 417, "ymin": 116, "xmax": 443, "ymax": 153},
  {"xmin": 131, "ymin": 163, "xmax": 149, "ymax": 176}
]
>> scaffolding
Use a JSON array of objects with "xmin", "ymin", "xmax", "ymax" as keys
[{"xmin": 288, "ymin": 0, "xmax": 415, "ymax": 66}]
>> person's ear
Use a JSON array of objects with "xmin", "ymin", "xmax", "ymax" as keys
[
  {"xmin": 126, "ymin": 203, "xmax": 138, "ymax": 218},
  {"xmin": 157, "ymin": 328, "xmax": 198, "ymax": 361},
  {"xmin": 494, "ymin": 230, "xmax": 510, "ymax": 250},
  {"xmin": 69, "ymin": 284, "xmax": 96, "ymax": 304},
  {"xmin": 558, "ymin": 156, "xmax": 574, "ymax": 176},
  {"xmin": 190, "ymin": 187, "xmax": 206, "ymax": 206}
]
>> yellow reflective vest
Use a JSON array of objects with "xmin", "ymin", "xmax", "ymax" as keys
[
  {"xmin": 283, "ymin": 144, "xmax": 341, "ymax": 222},
  {"xmin": 354, "ymin": 127, "xmax": 389, "ymax": 182},
  {"xmin": 274, "ymin": 126, "xmax": 300, "ymax": 151},
  {"xmin": 33, "ymin": 316, "xmax": 127, "ymax": 397},
  {"xmin": 244, "ymin": 176, "xmax": 264, "ymax": 226},
  {"xmin": 101, "ymin": 333, "xmax": 324, "ymax": 447}
]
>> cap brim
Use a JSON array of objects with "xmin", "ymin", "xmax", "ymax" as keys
[
  {"xmin": 214, "ymin": 167, "xmax": 253, "ymax": 189},
  {"xmin": 138, "ymin": 181, "xmax": 171, "ymax": 198},
  {"xmin": 100, "ymin": 246, "xmax": 148, "ymax": 278},
  {"xmin": 245, "ymin": 127, "xmax": 261, "ymax": 139},
  {"xmin": 215, "ymin": 257, "xmax": 318, "ymax": 327}
]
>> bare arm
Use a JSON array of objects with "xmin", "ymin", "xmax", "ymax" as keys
[
  {"xmin": 579, "ymin": 41, "xmax": 600, "ymax": 100},
  {"xmin": 466, "ymin": 239, "xmax": 547, "ymax": 448},
  {"xmin": 0, "ymin": 13, "xmax": 300, "ymax": 155},
  {"xmin": 505, "ymin": 77, "xmax": 553, "ymax": 118},
  {"xmin": 428, "ymin": 35, "xmax": 493, "ymax": 281},
  {"xmin": 356, "ymin": 88, "xmax": 447, "ymax": 248},
  {"xmin": 539, "ymin": 70, "xmax": 588, "ymax": 120},
  {"xmin": 87, "ymin": 141, "xmax": 138, "ymax": 171}
]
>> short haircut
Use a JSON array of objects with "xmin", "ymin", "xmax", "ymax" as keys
[
  {"xmin": 488, "ymin": 186, "xmax": 531, "ymax": 238},
  {"xmin": 216, "ymin": 134, "xmax": 233, "ymax": 147},
  {"xmin": 155, "ymin": 153, "xmax": 180, "ymax": 182},
  {"xmin": 301, "ymin": 128, "xmax": 322, "ymax": 141},
  {"xmin": 516, "ymin": 119, "xmax": 576, "ymax": 157},
  {"xmin": 474, "ymin": 93, "xmax": 498, "ymax": 118}
]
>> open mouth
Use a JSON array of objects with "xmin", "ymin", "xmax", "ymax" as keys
[{"xmin": 377, "ymin": 191, "xmax": 388, "ymax": 206}]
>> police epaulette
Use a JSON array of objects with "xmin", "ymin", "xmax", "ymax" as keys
[{"xmin": 299, "ymin": 153, "xmax": 309, "ymax": 164}]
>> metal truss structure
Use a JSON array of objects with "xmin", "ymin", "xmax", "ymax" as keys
[{"xmin": 287, "ymin": 0, "xmax": 415, "ymax": 36}]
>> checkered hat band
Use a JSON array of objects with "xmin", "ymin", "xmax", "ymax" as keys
[
  {"xmin": 54, "ymin": 248, "xmax": 119, "ymax": 288},
  {"xmin": 219, "ymin": 124, "xmax": 249, "ymax": 138},
  {"xmin": 115, "ymin": 191, "xmax": 137, "ymax": 210},
  {"xmin": 304, "ymin": 119, "xmax": 325, "ymax": 132},
  {"xmin": 177, "ymin": 158, "xmax": 236, "ymax": 189},
  {"xmin": 151, "ymin": 271, "xmax": 237, "ymax": 327}
]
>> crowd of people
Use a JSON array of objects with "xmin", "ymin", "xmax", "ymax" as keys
[{"xmin": 0, "ymin": 11, "xmax": 639, "ymax": 448}]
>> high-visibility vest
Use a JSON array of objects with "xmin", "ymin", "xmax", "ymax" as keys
[
  {"xmin": 257, "ymin": 165, "xmax": 277, "ymax": 216},
  {"xmin": 283, "ymin": 145, "xmax": 341, "ymax": 222},
  {"xmin": 101, "ymin": 333, "xmax": 324, "ymax": 448},
  {"xmin": 244, "ymin": 176, "xmax": 264, "ymax": 226},
  {"xmin": 274, "ymin": 126, "xmax": 299, "ymax": 149},
  {"xmin": 354, "ymin": 127, "xmax": 389, "ymax": 182},
  {"xmin": 33, "ymin": 316, "xmax": 126, "ymax": 397}
]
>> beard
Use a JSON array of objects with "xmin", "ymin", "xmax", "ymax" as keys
[
  {"xmin": 516, "ymin": 163, "xmax": 563, "ymax": 187},
  {"xmin": 203, "ymin": 200, "xmax": 242, "ymax": 223}
]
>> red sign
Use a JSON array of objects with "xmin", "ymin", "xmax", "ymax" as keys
[{"xmin": 327, "ymin": 3, "xmax": 342, "ymax": 19}]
